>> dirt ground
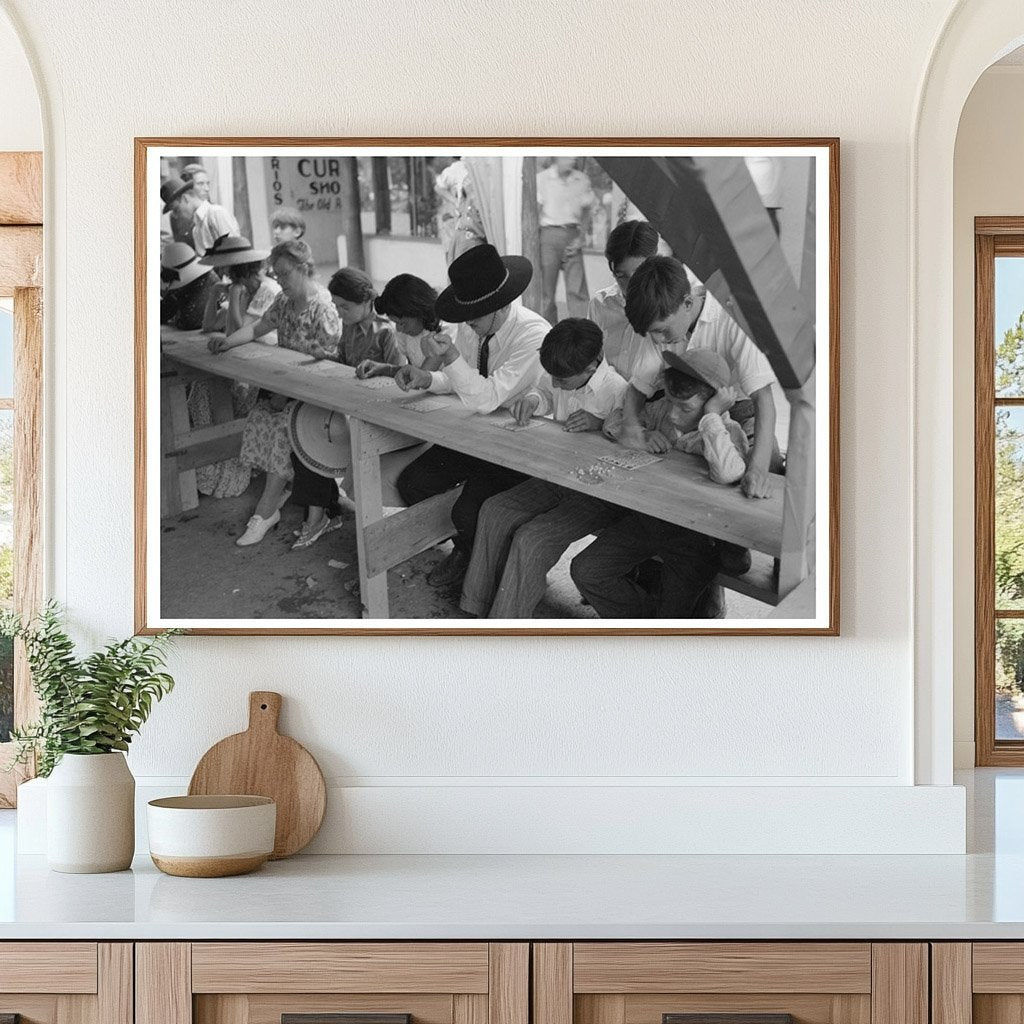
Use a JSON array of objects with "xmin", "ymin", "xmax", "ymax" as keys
[{"xmin": 160, "ymin": 478, "xmax": 770, "ymax": 622}]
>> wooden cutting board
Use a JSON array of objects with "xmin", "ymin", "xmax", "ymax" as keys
[{"xmin": 188, "ymin": 691, "xmax": 326, "ymax": 859}]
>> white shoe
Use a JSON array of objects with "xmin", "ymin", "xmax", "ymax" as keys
[{"xmin": 236, "ymin": 510, "xmax": 280, "ymax": 546}]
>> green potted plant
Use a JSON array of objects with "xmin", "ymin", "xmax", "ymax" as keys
[{"xmin": 2, "ymin": 603, "xmax": 179, "ymax": 873}]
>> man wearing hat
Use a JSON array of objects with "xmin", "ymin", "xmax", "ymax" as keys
[
  {"xmin": 160, "ymin": 173, "xmax": 238, "ymax": 256},
  {"xmin": 394, "ymin": 243, "xmax": 549, "ymax": 587}
]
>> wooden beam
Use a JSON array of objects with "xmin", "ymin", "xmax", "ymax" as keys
[
  {"xmin": 595, "ymin": 155, "xmax": 814, "ymax": 389},
  {"xmin": 13, "ymin": 287, "xmax": 43, "ymax": 732},
  {"xmin": 0, "ymin": 226, "xmax": 42, "ymax": 294},
  {"xmin": 363, "ymin": 487, "xmax": 459, "ymax": 577},
  {"xmin": 0, "ymin": 153, "xmax": 42, "ymax": 225}
]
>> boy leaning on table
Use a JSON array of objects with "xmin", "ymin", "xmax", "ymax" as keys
[
  {"xmin": 570, "ymin": 346, "xmax": 769, "ymax": 621},
  {"xmin": 617, "ymin": 255, "xmax": 783, "ymax": 498},
  {"xmin": 458, "ymin": 317, "xmax": 628, "ymax": 619}
]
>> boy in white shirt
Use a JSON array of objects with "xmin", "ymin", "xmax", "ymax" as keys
[
  {"xmin": 459, "ymin": 318, "xmax": 628, "ymax": 619},
  {"xmin": 618, "ymin": 255, "xmax": 781, "ymax": 497}
]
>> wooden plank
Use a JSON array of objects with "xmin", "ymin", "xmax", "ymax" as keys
[
  {"xmin": 97, "ymin": 944, "xmax": 133, "ymax": 1024},
  {"xmin": 0, "ymin": 153, "xmax": 42, "ymax": 225},
  {"xmin": 57, "ymin": 992, "xmax": 95, "ymax": 1024},
  {"xmin": 13, "ymin": 287, "xmax": 43, "ymax": 742},
  {"xmin": 136, "ymin": 943, "xmax": 191, "ymax": 1024},
  {"xmin": 778, "ymin": 374, "xmax": 815, "ymax": 596},
  {"xmin": 453, "ymin": 995, "xmax": 486, "ymax": 1024},
  {"xmin": 171, "ymin": 422, "xmax": 245, "ymax": 472},
  {"xmin": 870, "ymin": 945, "xmax": 927, "ymax": 1024},
  {"xmin": 971, "ymin": 944, "xmax": 1024, "ymax": 992},
  {"xmin": 977, "ymin": 217, "xmax": 1024, "ymax": 236},
  {"xmin": 349, "ymin": 418, "xmax": 389, "ymax": 618},
  {"xmin": 195, "ymin": 995, "xmax": 249, "ymax": 1024},
  {"xmin": 0, "ymin": 943, "xmax": 97, "ymax": 994},
  {"xmin": 160, "ymin": 379, "xmax": 184, "ymax": 519},
  {"xmin": 625, "ymin": 994, "xmax": 864, "ymax": 1024},
  {"xmin": 353, "ymin": 420, "xmax": 422, "ymax": 460},
  {"xmin": 489, "ymin": 944, "xmax": 528, "ymax": 1024},
  {"xmin": 534, "ymin": 944, "xmax": 572, "ymax": 1024},
  {"xmin": 0, "ymin": 226, "xmax": 42, "ymax": 294},
  {"xmin": 573, "ymin": 943, "xmax": 871, "ymax": 994},
  {"xmin": 768, "ymin": 573, "xmax": 816, "ymax": 619},
  {"xmin": 576, "ymin": 996, "xmax": 624, "ymax": 1024},
  {"xmin": 715, "ymin": 550, "xmax": 781, "ymax": 605},
  {"xmin": 244, "ymin": 995, "xmax": 452, "ymax": 1024},
  {"xmin": 162, "ymin": 336, "xmax": 785, "ymax": 558},
  {"xmin": 976, "ymin": 230, "xmax": 998, "ymax": 765},
  {"xmin": 363, "ymin": 488, "xmax": 459, "ymax": 577},
  {"xmin": 191, "ymin": 943, "xmax": 489, "ymax": 994},
  {"xmin": 931, "ymin": 944, "xmax": 972, "ymax": 1024},
  {"xmin": 973, "ymin": 995, "xmax": 1024, "ymax": 1024}
]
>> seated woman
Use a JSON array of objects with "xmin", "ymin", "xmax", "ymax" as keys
[
  {"xmin": 200, "ymin": 234, "xmax": 281, "ymax": 336},
  {"xmin": 206, "ymin": 239, "xmax": 340, "ymax": 546},
  {"xmin": 288, "ymin": 267, "xmax": 402, "ymax": 549},
  {"xmin": 359, "ymin": 272, "xmax": 451, "ymax": 378}
]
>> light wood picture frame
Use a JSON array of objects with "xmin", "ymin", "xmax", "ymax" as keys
[{"xmin": 136, "ymin": 137, "xmax": 839, "ymax": 636}]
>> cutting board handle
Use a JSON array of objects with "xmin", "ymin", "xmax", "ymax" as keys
[{"xmin": 248, "ymin": 691, "xmax": 282, "ymax": 734}]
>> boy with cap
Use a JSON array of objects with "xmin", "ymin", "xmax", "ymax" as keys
[
  {"xmin": 617, "ymin": 255, "xmax": 781, "ymax": 498},
  {"xmin": 571, "ymin": 348, "xmax": 756, "ymax": 620},
  {"xmin": 394, "ymin": 243, "xmax": 548, "ymax": 587},
  {"xmin": 459, "ymin": 317, "xmax": 628, "ymax": 618}
]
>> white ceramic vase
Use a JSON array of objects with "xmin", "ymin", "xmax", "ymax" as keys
[{"xmin": 46, "ymin": 752, "xmax": 135, "ymax": 873}]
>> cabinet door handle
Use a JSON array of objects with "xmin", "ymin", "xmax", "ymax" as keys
[
  {"xmin": 283, "ymin": 1015, "xmax": 411, "ymax": 1024},
  {"xmin": 664, "ymin": 1016, "xmax": 795, "ymax": 1024}
]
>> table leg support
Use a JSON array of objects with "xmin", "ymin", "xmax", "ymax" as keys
[{"xmin": 349, "ymin": 417, "xmax": 389, "ymax": 619}]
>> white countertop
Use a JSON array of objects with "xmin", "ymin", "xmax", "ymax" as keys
[
  {"xmin": 1, "ymin": 769, "xmax": 1021, "ymax": 941},
  {"xmin": 0, "ymin": 849, "xmax": 1022, "ymax": 940}
]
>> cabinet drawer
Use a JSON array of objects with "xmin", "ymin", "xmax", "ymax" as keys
[
  {"xmin": 0, "ymin": 943, "xmax": 130, "ymax": 1024},
  {"xmin": 139, "ymin": 942, "xmax": 528, "ymax": 1024},
  {"xmin": 533, "ymin": 943, "xmax": 925, "ymax": 1024},
  {"xmin": 572, "ymin": 944, "xmax": 872, "ymax": 994},
  {"xmin": 0, "ymin": 942, "xmax": 98, "ymax": 993},
  {"xmin": 191, "ymin": 943, "xmax": 490, "ymax": 994}
]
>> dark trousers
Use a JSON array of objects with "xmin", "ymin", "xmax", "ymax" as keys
[
  {"xmin": 396, "ymin": 446, "xmax": 527, "ymax": 554},
  {"xmin": 570, "ymin": 513, "xmax": 725, "ymax": 619},
  {"xmin": 289, "ymin": 454, "xmax": 343, "ymax": 518},
  {"xmin": 539, "ymin": 224, "xmax": 589, "ymax": 324}
]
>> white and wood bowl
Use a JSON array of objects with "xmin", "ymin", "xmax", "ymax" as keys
[{"xmin": 147, "ymin": 795, "xmax": 276, "ymax": 877}]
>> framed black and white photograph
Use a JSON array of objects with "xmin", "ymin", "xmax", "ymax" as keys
[{"xmin": 135, "ymin": 138, "xmax": 838, "ymax": 635}]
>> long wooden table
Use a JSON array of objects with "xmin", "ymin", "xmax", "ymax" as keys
[{"xmin": 159, "ymin": 327, "xmax": 791, "ymax": 618}]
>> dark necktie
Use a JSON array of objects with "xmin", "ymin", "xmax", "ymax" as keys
[{"xmin": 478, "ymin": 333, "xmax": 494, "ymax": 377}]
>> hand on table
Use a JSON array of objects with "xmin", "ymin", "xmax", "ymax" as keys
[
  {"xmin": 643, "ymin": 430, "xmax": 671, "ymax": 454},
  {"xmin": 741, "ymin": 464, "xmax": 772, "ymax": 499},
  {"xmin": 356, "ymin": 360, "xmax": 391, "ymax": 379},
  {"xmin": 395, "ymin": 365, "xmax": 433, "ymax": 391},
  {"xmin": 206, "ymin": 333, "xmax": 230, "ymax": 353},
  {"xmin": 563, "ymin": 409, "xmax": 603, "ymax": 433},
  {"xmin": 510, "ymin": 394, "xmax": 540, "ymax": 426}
]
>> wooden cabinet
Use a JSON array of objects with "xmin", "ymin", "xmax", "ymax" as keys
[
  {"xmin": 136, "ymin": 944, "xmax": 528, "ymax": 1024},
  {"xmin": 532, "ymin": 943, "xmax": 928, "ymax": 1024},
  {"xmin": 0, "ymin": 943, "xmax": 132, "ymax": 1024},
  {"xmin": 932, "ymin": 943, "xmax": 1024, "ymax": 1024}
]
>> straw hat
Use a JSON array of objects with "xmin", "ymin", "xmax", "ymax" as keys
[
  {"xmin": 200, "ymin": 234, "xmax": 270, "ymax": 267},
  {"xmin": 160, "ymin": 242, "xmax": 212, "ymax": 292},
  {"xmin": 288, "ymin": 402, "xmax": 352, "ymax": 477}
]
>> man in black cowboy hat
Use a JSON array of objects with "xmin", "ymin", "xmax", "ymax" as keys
[{"xmin": 394, "ymin": 243, "xmax": 549, "ymax": 587}]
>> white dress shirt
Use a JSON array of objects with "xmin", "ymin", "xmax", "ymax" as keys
[
  {"xmin": 526, "ymin": 358, "xmax": 628, "ymax": 422},
  {"xmin": 428, "ymin": 302, "xmax": 548, "ymax": 413}
]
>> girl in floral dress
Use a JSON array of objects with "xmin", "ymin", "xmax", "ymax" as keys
[{"xmin": 206, "ymin": 240, "xmax": 340, "ymax": 546}]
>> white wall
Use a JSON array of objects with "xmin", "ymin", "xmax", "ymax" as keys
[
  {"xmin": 0, "ymin": 6, "xmax": 39, "ymax": 152},
  {"xmin": 0, "ymin": 0, "xmax": 975, "ymax": 852},
  {"xmin": 952, "ymin": 66, "xmax": 1024, "ymax": 767}
]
